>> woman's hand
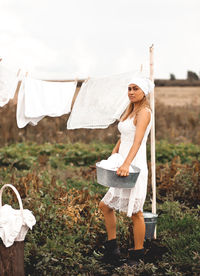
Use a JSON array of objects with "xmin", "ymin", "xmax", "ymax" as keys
[{"xmin": 116, "ymin": 163, "xmax": 130, "ymax": 177}]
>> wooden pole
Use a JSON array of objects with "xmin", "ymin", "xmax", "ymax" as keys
[
  {"xmin": 17, "ymin": 69, "xmax": 21, "ymax": 77},
  {"xmin": 149, "ymin": 44, "xmax": 157, "ymax": 239}
]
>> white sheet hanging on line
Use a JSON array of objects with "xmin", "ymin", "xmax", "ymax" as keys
[
  {"xmin": 17, "ymin": 77, "xmax": 77, "ymax": 128},
  {"xmin": 0, "ymin": 63, "xmax": 19, "ymax": 107},
  {"xmin": 67, "ymin": 71, "xmax": 141, "ymax": 129}
]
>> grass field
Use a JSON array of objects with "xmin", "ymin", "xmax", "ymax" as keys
[{"xmin": 0, "ymin": 142, "xmax": 199, "ymax": 275}]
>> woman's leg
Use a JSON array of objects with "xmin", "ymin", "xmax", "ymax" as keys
[
  {"xmin": 99, "ymin": 201, "xmax": 116, "ymax": 240},
  {"xmin": 99, "ymin": 201, "xmax": 121, "ymax": 265},
  {"xmin": 131, "ymin": 210, "xmax": 145, "ymax": 250}
]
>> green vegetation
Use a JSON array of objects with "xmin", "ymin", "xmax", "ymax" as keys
[
  {"xmin": 153, "ymin": 140, "xmax": 200, "ymax": 163},
  {"xmin": 0, "ymin": 140, "xmax": 199, "ymax": 170},
  {"xmin": 0, "ymin": 142, "xmax": 199, "ymax": 275}
]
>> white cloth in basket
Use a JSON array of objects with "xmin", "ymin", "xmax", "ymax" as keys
[
  {"xmin": 0, "ymin": 204, "xmax": 36, "ymax": 247},
  {"xmin": 98, "ymin": 153, "xmax": 134, "ymax": 172}
]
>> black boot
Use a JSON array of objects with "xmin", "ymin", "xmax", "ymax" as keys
[
  {"xmin": 102, "ymin": 239, "xmax": 121, "ymax": 266},
  {"xmin": 127, "ymin": 248, "xmax": 145, "ymax": 266}
]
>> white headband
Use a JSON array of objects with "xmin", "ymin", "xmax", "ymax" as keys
[{"xmin": 128, "ymin": 77, "xmax": 155, "ymax": 95}]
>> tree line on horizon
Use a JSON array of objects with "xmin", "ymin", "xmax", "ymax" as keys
[{"xmin": 169, "ymin": 70, "xmax": 199, "ymax": 81}]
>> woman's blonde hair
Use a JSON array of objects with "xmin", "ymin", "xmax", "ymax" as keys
[{"xmin": 120, "ymin": 95, "xmax": 151, "ymax": 122}]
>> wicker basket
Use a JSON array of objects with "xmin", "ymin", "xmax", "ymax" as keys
[{"xmin": 0, "ymin": 184, "xmax": 33, "ymax": 247}]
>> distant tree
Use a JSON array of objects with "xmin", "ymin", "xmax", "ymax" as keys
[
  {"xmin": 170, "ymin": 73, "xmax": 176, "ymax": 80},
  {"xmin": 187, "ymin": 71, "xmax": 199, "ymax": 81}
]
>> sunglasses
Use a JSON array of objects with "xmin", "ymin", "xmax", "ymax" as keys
[{"xmin": 128, "ymin": 86, "xmax": 139, "ymax": 92}]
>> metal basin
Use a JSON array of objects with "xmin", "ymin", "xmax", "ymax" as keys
[{"xmin": 96, "ymin": 162, "xmax": 141, "ymax": 189}]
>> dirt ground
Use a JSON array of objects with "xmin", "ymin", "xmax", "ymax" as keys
[{"xmin": 154, "ymin": 86, "xmax": 200, "ymax": 106}]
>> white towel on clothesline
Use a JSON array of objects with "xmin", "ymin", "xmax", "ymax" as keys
[
  {"xmin": 17, "ymin": 77, "xmax": 77, "ymax": 128},
  {"xmin": 67, "ymin": 71, "xmax": 141, "ymax": 129},
  {"xmin": 0, "ymin": 63, "xmax": 19, "ymax": 107}
]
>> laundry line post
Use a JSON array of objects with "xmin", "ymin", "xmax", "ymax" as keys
[{"xmin": 149, "ymin": 44, "xmax": 157, "ymax": 239}]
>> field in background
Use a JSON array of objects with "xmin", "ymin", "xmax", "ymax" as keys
[
  {"xmin": 155, "ymin": 87, "xmax": 200, "ymax": 106},
  {"xmin": 0, "ymin": 86, "xmax": 200, "ymax": 146}
]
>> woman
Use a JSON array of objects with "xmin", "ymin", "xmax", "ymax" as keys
[{"xmin": 99, "ymin": 77, "xmax": 154, "ymax": 266}]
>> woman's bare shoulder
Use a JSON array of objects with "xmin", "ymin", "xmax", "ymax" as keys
[
  {"xmin": 138, "ymin": 107, "xmax": 151, "ymax": 115},
  {"xmin": 136, "ymin": 108, "xmax": 151, "ymax": 125},
  {"xmin": 140, "ymin": 107, "xmax": 151, "ymax": 113}
]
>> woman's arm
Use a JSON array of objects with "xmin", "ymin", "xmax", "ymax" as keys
[
  {"xmin": 112, "ymin": 138, "xmax": 121, "ymax": 154},
  {"xmin": 117, "ymin": 109, "xmax": 150, "ymax": 176}
]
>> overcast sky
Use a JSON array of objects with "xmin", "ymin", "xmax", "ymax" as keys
[{"xmin": 0, "ymin": 0, "xmax": 200, "ymax": 80}]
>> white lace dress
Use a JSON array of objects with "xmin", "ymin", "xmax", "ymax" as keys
[{"xmin": 101, "ymin": 108, "xmax": 152, "ymax": 217}]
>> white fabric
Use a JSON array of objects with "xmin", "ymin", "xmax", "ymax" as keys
[
  {"xmin": 17, "ymin": 79, "xmax": 44, "ymax": 128},
  {"xmin": 17, "ymin": 77, "xmax": 77, "ymax": 128},
  {"xmin": 67, "ymin": 71, "xmax": 141, "ymax": 129},
  {"xmin": 128, "ymin": 77, "xmax": 155, "ymax": 95},
  {"xmin": 0, "ymin": 64, "xmax": 18, "ymax": 107},
  {"xmin": 98, "ymin": 153, "xmax": 134, "ymax": 172},
  {"xmin": 0, "ymin": 204, "xmax": 36, "ymax": 247},
  {"xmin": 101, "ymin": 107, "xmax": 152, "ymax": 217}
]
